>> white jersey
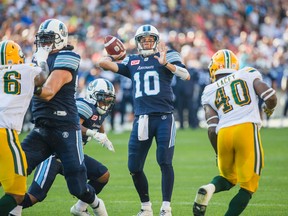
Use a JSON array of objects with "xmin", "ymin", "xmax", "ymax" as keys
[
  {"xmin": 0, "ymin": 63, "xmax": 41, "ymax": 132},
  {"xmin": 202, "ymin": 67, "xmax": 262, "ymax": 133}
]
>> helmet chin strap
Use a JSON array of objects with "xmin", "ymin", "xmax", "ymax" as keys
[{"xmin": 96, "ymin": 106, "xmax": 106, "ymax": 115}]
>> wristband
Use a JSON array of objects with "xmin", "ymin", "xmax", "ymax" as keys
[
  {"xmin": 163, "ymin": 62, "xmax": 168, "ymax": 67},
  {"xmin": 34, "ymin": 86, "xmax": 42, "ymax": 96},
  {"xmin": 108, "ymin": 56, "xmax": 115, "ymax": 61},
  {"xmin": 86, "ymin": 129, "xmax": 95, "ymax": 137}
]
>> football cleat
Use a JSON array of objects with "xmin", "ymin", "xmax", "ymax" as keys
[
  {"xmin": 136, "ymin": 205, "xmax": 153, "ymax": 216},
  {"xmin": 159, "ymin": 206, "xmax": 172, "ymax": 216},
  {"xmin": 193, "ymin": 187, "xmax": 212, "ymax": 216},
  {"xmin": 92, "ymin": 198, "xmax": 108, "ymax": 216},
  {"xmin": 70, "ymin": 205, "xmax": 91, "ymax": 216}
]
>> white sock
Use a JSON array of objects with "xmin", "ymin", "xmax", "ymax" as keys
[
  {"xmin": 141, "ymin": 201, "xmax": 152, "ymax": 209},
  {"xmin": 141, "ymin": 201, "xmax": 152, "ymax": 206},
  {"xmin": 161, "ymin": 201, "xmax": 171, "ymax": 209},
  {"xmin": 75, "ymin": 199, "xmax": 89, "ymax": 211},
  {"xmin": 9, "ymin": 205, "xmax": 23, "ymax": 216},
  {"xmin": 90, "ymin": 195, "xmax": 100, "ymax": 209}
]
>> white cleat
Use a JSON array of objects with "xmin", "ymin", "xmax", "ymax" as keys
[
  {"xmin": 136, "ymin": 205, "xmax": 153, "ymax": 216},
  {"xmin": 70, "ymin": 204, "xmax": 91, "ymax": 216},
  {"xmin": 193, "ymin": 184, "xmax": 214, "ymax": 216},
  {"xmin": 160, "ymin": 206, "xmax": 172, "ymax": 216},
  {"xmin": 92, "ymin": 198, "xmax": 108, "ymax": 216}
]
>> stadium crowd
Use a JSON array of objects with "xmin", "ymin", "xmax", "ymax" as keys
[{"xmin": 1, "ymin": 0, "xmax": 287, "ymax": 130}]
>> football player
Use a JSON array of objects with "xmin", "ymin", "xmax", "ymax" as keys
[
  {"xmin": 0, "ymin": 40, "xmax": 49, "ymax": 215},
  {"xmin": 97, "ymin": 24, "xmax": 190, "ymax": 216},
  {"xmin": 10, "ymin": 79, "xmax": 115, "ymax": 216},
  {"xmin": 14, "ymin": 18, "xmax": 107, "ymax": 216},
  {"xmin": 193, "ymin": 49, "xmax": 277, "ymax": 216}
]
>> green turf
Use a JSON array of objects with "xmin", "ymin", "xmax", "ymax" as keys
[{"xmin": 1, "ymin": 127, "xmax": 288, "ymax": 215}]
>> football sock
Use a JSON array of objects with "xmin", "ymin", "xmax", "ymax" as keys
[
  {"xmin": 90, "ymin": 195, "xmax": 100, "ymax": 209},
  {"xmin": 160, "ymin": 164, "xmax": 174, "ymax": 201},
  {"xmin": 141, "ymin": 201, "xmax": 152, "ymax": 208},
  {"xmin": 0, "ymin": 194, "xmax": 17, "ymax": 216},
  {"xmin": 225, "ymin": 188, "xmax": 252, "ymax": 216},
  {"xmin": 21, "ymin": 193, "xmax": 33, "ymax": 209},
  {"xmin": 131, "ymin": 171, "xmax": 150, "ymax": 202},
  {"xmin": 9, "ymin": 205, "xmax": 22, "ymax": 216},
  {"xmin": 211, "ymin": 176, "xmax": 234, "ymax": 193},
  {"xmin": 75, "ymin": 199, "xmax": 89, "ymax": 211},
  {"xmin": 161, "ymin": 201, "xmax": 170, "ymax": 209}
]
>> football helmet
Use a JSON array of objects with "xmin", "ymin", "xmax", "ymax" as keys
[
  {"xmin": 135, "ymin": 24, "xmax": 159, "ymax": 56},
  {"xmin": 85, "ymin": 78, "xmax": 116, "ymax": 115},
  {"xmin": 0, "ymin": 40, "xmax": 25, "ymax": 65},
  {"xmin": 208, "ymin": 49, "xmax": 239, "ymax": 82},
  {"xmin": 35, "ymin": 19, "xmax": 68, "ymax": 51}
]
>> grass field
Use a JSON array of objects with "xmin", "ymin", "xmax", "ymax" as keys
[{"xmin": 1, "ymin": 127, "xmax": 288, "ymax": 216}]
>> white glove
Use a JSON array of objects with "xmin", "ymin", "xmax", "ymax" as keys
[
  {"xmin": 34, "ymin": 45, "xmax": 52, "ymax": 64},
  {"xmin": 86, "ymin": 129, "xmax": 115, "ymax": 152}
]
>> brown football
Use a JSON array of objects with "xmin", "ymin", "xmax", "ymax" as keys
[{"xmin": 104, "ymin": 35, "xmax": 126, "ymax": 60}]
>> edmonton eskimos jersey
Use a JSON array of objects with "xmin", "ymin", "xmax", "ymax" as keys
[
  {"xmin": 201, "ymin": 67, "xmax": 263, "ymax": 133},
  {"xmin": 117, "ymin": 50, "xmax": 185, "ymax": 115},
  {"xmin": 32, "ymin": 48, "xmax": 80, "ymax": 129},
  {"xmin": 0, "ymin": 63, "xmax": 41, "ymax": 132},
  {"xmin": 76, "ymin": 98, "xmax": 108, "ymax": 144}
]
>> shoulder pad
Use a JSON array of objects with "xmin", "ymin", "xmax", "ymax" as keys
[{"xmin": 243, "ymin": 67, "xmax": 258, "ymax": 73}]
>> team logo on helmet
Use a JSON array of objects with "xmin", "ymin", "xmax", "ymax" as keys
[{"xmin": 59, "ymin": 23, "xmax": 67, "ymax": 37}]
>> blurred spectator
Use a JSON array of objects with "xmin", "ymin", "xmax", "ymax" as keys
[{"xmin": 1, "ymin": 0, "xmax": 287, "ymax": 130}]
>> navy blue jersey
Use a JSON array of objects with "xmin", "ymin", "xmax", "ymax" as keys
[
  {"xmin": 117, "ymin": 50, "xmax": 185, "ymax": 115},
  {"xmin": 76, "ymin": 98, "xmax": 108, "ymax": 144},
  {"xmin": 32, "ymin": 49, "xmax": 80, "ymax": 128}
]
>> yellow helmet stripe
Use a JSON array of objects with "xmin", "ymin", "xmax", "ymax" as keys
[
  {"xmin": 223, "ymin": 49, "xmax": 231, "ymax": 69},
  {"xmin": 0, "ymin": 41, "xmax": 7, "ymax": 65}
]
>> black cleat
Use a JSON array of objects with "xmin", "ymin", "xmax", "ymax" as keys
[{"xmin": 193, "ymin": 202, "xmax": 207, "ymax": 216}]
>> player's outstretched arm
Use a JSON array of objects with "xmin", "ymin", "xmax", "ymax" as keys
[
  {"xmin": 34, "ymin": 69, "xmax": 72, "ymax": 101},
  {"xmin": 98, "ymin": 52, "xmax": 125, "ymax": 73},
  {"xmin": 33, "ymin": 46, "xmax": 51, "ymax": 86}
]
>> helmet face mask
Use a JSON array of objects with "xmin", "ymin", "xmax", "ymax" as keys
[
  {"xmin": 0, "ymin": 40, "xmax": 25, "ymax": 65},
  {"xmin": 35, "ymin": 19, "xmax": 68, "ymax": 51},
  {"xmin": 85, "ymin": 79, "xmax": 116, "ymax": 115},
  {"xmin": 135, "ymin": 25, "xmax": 159, "ymax": 57},
  {"xmin": 208, "ymin": 49, "xmax": 239, "ymax": 82}
]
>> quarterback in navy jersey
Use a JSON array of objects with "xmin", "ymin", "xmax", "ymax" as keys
[
  {"xmin": 10, "ymin": 79, "xmax": 115, "ymax": 216},
  {"xmin": 98, "ymin": 24, "xmax": 190, "ymax": 216},
  {"xmin": 15, "ymin": 19, "xmax": 108, "ymax": 216}
]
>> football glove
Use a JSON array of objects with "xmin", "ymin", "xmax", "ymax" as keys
[
  {"xmin": 263, "ymin": 105, "xmax": 275, "ymax": 117},
  {"xmin": 86, "ymin": 129, "xmax": 115, "ymax": 152},
  {"xmin": 34, "ymin": 45, "xmax": 52, "ymax": 64}
]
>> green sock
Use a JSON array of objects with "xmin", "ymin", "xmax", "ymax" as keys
[
  {"xmin": 0, "ymin": 194, "xmax": 17, "ymax": 216},
  {"xmin": 225, "ymin": 188, "xmax": 252, "ymax": 216},
  {"xmin": 211, "ymin": 176, "xmax": 234, "ymax": 193}
]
